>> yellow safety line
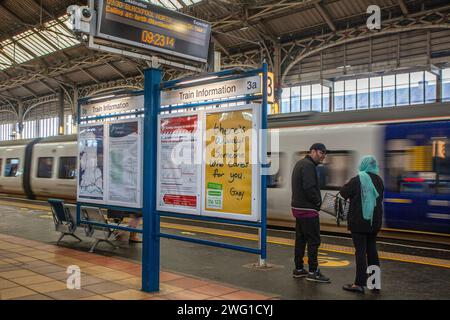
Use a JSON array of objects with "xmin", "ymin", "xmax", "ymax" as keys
[{"xmin": 2, "ymin": 200, "xmax": 450, "ymax": 268}]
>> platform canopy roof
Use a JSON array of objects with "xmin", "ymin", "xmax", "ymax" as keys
[{"xmin": 0, "ymin": 0, "xmax": 449, "ymax": 114}]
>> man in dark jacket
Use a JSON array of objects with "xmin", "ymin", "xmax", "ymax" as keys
[{"xmin": 291, "ymin": 143, "xmax": 330, "ymax": 283}]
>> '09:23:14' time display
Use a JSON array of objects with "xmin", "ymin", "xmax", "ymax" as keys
[{"xmin": 141, "ymin": 30, "xmax": 175, "ymax": 49}]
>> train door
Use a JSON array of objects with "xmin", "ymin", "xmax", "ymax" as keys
[{"xmin": 384, "ymin": 122, "xmax": 450, "ymax": 234}]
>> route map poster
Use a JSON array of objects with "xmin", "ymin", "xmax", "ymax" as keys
[
  {"xmin": 78, "ymin": 124, "xmax": 105, "ymax": 203},
  {"xmin": 107, "ymin": 119, "xmax": 142, "ymax": 208},
  {"xmin": 204, "ymin": 107, "xmax": 257, "ymax": 219},
  {"xmin": 157, "ymin": 114, "xmax": 200, "ymax": 214}
]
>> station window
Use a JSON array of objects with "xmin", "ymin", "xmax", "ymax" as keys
[
  {"xmin": 4, "ymin": 158, "xmax": 20, "ymax": 177},
  {"xmin": 291, "ymin": 86, "xmax": 300, "ymax": 112},
  {"xmin": 58, "ymin": 157, "xmax": 77, "ymax": 179},
  {"xmin": 278, "ymin": 69, "xmax": 441, "ymax": 115},
  {"xmin": 383, "ymin": 75, "xmax": 396, "ymax": 107},
  {"xmin": 425, "ymin": 72, "xmax": 437, "ymax": 103},
  {"xmin": 334, "ymin": 81, "xmax": 345, "ymax": 111},
  {"xmin": 322, "ymin": 86, "xmax": 330, "ymax": 112},
  {"xmin": 369, "ymin": 77, "xmax": 382, "ymax": 108},
  {"xmin": 443, "ymin": 68, "xmax": 450, "ymax": 102},
  {"xmin": 311, "ymin": 84, "xmax": 322, "ymax": 112},
  {"xmin": 37, "ymin": 157, "xmax": 54, "ymax": 178},
  {"xmin": 357, "ymin": 78, "xmax": 369, "ymax": 109},
  {"xmin": 410, "ymin": 72, "xmax": 424, "ymax": 105},
  {"xmin": 301, "ymin": 85, "xmax": 311, "ymax": 111},
  {"xmin": 396, "ymin": 73, "xmax": 409, "ymax": 106},
  {"xmin": 281, "ymin": 87, "xmax": 290, "ymax": 113}
]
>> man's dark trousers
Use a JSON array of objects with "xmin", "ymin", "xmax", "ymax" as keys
[{"xmin": 295, "ymin": 216, "xmax": 320, "ymax": 272}]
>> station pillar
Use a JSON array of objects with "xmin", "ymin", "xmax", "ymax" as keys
[{"xmin": 142, "ymin": 68, "xmax": 162, "ymax": 292}]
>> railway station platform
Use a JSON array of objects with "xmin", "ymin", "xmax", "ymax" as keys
[{"xmin": 1, "ymin": 199, "xmax": 450, "ymax": 300}]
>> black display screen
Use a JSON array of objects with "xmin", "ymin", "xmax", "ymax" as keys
[{"xmin": 97, "ymin": 0, "xmax": 211, "ymax": 62}]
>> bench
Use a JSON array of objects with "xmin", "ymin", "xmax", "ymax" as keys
[{"xmin": 48, "ymin": 198, "xmax": 82, "ymax": 245}]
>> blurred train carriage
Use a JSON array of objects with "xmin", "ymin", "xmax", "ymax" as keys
[{"xmin": 0, "ymin": 112, "xmax": 449, "ymax": 235}]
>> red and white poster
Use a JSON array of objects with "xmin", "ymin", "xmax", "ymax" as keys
[{"xmin": 157, "ymin": 114, "xmax": 200, "ymax": 214}]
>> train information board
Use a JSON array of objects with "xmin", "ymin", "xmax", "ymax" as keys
[{"xmin": 97, "ymin": 0, "xmax": 211, "ymax": 62}]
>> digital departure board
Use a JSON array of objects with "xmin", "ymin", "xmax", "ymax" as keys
[{"xmin": 97, "ymin": 0, "xmax": 212, "ymax": 62}]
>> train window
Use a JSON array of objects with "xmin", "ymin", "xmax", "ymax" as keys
[
  {"xmin": 432, "ymin": 139, "xmax": 450, "ymax": 194},
  {"xmin": 386, "ymin": 138, "xmax": 450, "ymax": 194},
  {"xmin": 37, "ymin": 157, "xmax": 54, "ymax": 178},
  {"xmin": 58, "ymin": 157, "xmax": 77, "ymax": 179},
  {"xmin": 321, "ymin": 151, "xmax": 353, "ymax": 190},
  {"xmin": 267, "ymin": 152, "xmax": 285, "ymax": 188},
  {"xmin": 293, "ymin": 151, "xmax": 353, "ymax": 190},
  {"xmin": 4, "ymin": 158, "xmax": 20, "ymax": 177},
  {"xmin": 0, "ymin": 159, "xmax": 2, "ymax": 176}
]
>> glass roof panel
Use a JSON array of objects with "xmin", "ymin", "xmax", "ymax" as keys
[
  {"xmin": 0, "ymin": 0, "xmax": 204, "ymax": 72},
  {"xmin": 0, "ymin": 15, "xmax": 80, "ymax": 71},
  {"xmin": 143, "ymin": 0, "xmax": 203, "ymax": 10}
]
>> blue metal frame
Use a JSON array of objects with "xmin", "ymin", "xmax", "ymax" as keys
[
  {"xmin": 76, "ymin": 90, "xmax": 145, "ymax": 235},
  {"xmin": 141, "ymin": 63, "xmax": 269, "ymax": 292},
  {"xmin": 142, "ymin": 68, "xmax": 162, "ymax": 292}
]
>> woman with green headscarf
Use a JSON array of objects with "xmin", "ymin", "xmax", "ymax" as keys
[{"xmin": 340, "ymin": 155, "xmax": 384, "ymax": 294}]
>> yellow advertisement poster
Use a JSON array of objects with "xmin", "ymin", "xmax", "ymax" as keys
[{"xmin": 205, "ymin": 109, "xmax": 254, "ymax": 216}]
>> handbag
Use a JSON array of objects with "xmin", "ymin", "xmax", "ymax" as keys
[{"xmin": 320, "ymin": 192, "xmax": 349, "ymax": 226}]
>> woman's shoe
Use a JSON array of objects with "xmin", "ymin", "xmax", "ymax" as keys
[{"xmin": 343, "ymin": 284, "xmax": 365, "ymax": 294}]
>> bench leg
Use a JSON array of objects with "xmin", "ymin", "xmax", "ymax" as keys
[
  {"xmin": 69, "ymin": 234, "xmax": 82, "ymax": 242},
  {"xmin": 56, "ymin": 233, "xmax": 65, "ymax": 245},
  {"xmin": 89, "ymin": 239, "xmax": 100, "ymax": 253}
]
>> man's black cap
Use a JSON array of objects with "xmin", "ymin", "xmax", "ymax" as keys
[{"xmin": 310, "ymin": 143, "xmax": 327, "ymax": 153}]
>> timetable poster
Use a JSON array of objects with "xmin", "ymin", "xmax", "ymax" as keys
[
  {"xmin": 204, "ymin": 109, "xmax": 254, "ymax": 216},
  {"xmin": 78, "ymin": 124, "xmax": 105, "ymax": 203},
  {"xmin": 158, "ymin": 115, "xmax": 200, "ymax": 214},
  {"xmin": 107, "ymin": 119, "xmax": 142, "ymax": 208}
]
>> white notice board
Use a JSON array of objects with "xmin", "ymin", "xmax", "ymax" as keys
[
  {"xmin": 77, "ymin": 123, "xmax": 106, "ymax": 204},
  {"xmin": 106, "ymin": 118, "xmax": 143, "ymax": 208},
  {"xmin": 157, "ymin": 112, "xmax": 202, "ymax": 215}
]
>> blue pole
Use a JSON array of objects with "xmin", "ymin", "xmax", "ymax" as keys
[
  {"xmin": 260, "ymin": 62, "xmax": 268, "ymax": 265},
  {"xmin": 142, "ymin": 68, "xmax": 162, "ymax": 292}
]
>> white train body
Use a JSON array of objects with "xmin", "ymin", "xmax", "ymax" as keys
[{"xmin": 0, "ymin": 124, "xmax": 383, "ymax": 227}]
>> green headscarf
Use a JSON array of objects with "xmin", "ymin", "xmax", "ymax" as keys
[{"xmin": 358, "ymin": 155, "xmax": 380, "ymax": 225}]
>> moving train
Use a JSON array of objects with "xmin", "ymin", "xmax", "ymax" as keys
[{"xmin": 0, "ymin": 106, "xmax": 449, "ymax": 234}]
